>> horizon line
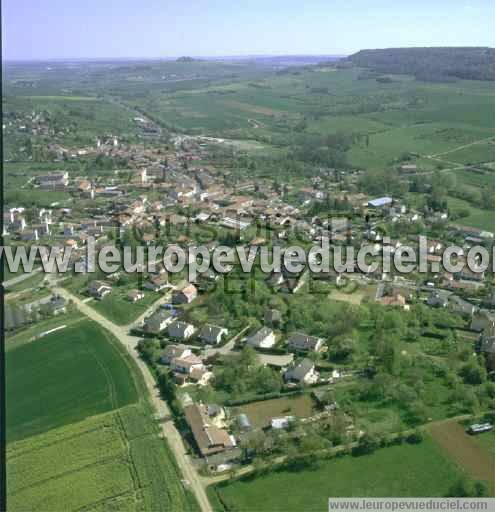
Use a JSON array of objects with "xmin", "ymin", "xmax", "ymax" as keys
[
  {"xmin": 3, "ymin": 53, "xmax": 349, "ymax": 63},
  {"xmin": 5, "ymin": 45, "xmax": 495, "ymax": 63}
]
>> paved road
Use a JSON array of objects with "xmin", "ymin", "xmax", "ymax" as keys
[
  {"xmin": 54, "ymin": 286, "xmax": 213, "ymax": 512},
  {"xmin": 3, "ymin": 267, "xmax": 43, "ymax": 289}
]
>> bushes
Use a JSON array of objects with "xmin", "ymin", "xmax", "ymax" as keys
[
  {"xmin": 406, "ymin": 429, "xmax": 424, "ymax": 445},
  {"xmin": 353, "ymin": 428, "xmax": 424, "ymax": 457},
  {"xmin": 352, "ymin": 432, "xmax": 381, "ymax": 456},
  {"xmin": 224, "ymin": 389, "xmax": 303, "ymax": 407}
]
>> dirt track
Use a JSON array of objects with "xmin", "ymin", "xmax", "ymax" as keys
[{"xmin": 429, "ymin": 420, "xmax": 495, "ymax": 493}]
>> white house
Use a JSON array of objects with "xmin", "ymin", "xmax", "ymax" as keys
[
  {"xmin": 284, "ymin": 358, "xmax": 319, "ymax": 385},
  {"xmin": 143, "ymin": 310, "xmax": 174, "ymax": 334},
  {"xmin": 246, "ymin": 327, "xmax": 276, "ymax": 349},
  {"xmin": 167, "ymin": 321, "xmax": 196, "ymax": 340},
  {"xmin": 88, "ymin": 280, "xmax": 112, "ymax": 300},
  {"xmin": 171, "ymin": 354, "xmax": 204, "ymax": 374},
  {"xmin": 199, "ymin": 324, "xmax": 229, "ymax": 345},
  {"xmin": 160, "ymin": 344, "xmax": 192, "ymax": 365}
]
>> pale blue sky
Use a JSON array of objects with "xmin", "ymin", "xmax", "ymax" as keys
[{"xmin": 3, "ymin": 0, "xmax": 495, "ymax": 60}]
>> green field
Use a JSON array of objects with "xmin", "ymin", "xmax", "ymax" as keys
[
  {"xmin": 6, "ymin": 318, "xmax": 139, "ymax": 441},
  {"xmin": 6, "ymin": 316, "xmax": 199, "ymax": 511},
  {"xmin": 210, "ymin": 439, "xmax": 464, "ymax": 511},
  {"xmin": 90, "ymin": 286, "xmax": 163, "ymax": 324},
  {"xmin": 7, "ymin": 403, "xmax": 198, "ymax": 511},
  {"xmin": 61, "ymin": 275, "xmax": 164, "ymax": 324},
  {"xmin": 447, "ymin": 196, "xmax": 495, "ymax": 233},
  {"xmin": 4, "ymin": 271, "xmax": 46, "ymax": 293},
  {"xmin": 441, "ymin": 141, "xmax": 495, "ymax": 165}
]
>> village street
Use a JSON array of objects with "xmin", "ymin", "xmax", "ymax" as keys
[{"xmin": 52, "ymin": 286, "xmax": 213, "ymax": 512}]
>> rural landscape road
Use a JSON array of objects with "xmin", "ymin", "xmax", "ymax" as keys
[
  {"xmin": 53, "ymin": 286, "xmax": 213, "ymax": 512},
  {"xmin": 3, "ymin": 267, "xmax": 43, "ymax": 289}
]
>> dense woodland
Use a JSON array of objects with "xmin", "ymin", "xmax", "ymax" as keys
[{"xmin": 346, "ymin": 47, "xmax": 495, "ymax": 82}]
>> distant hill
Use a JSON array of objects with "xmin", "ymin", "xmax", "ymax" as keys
[
  {"xmin": 176, "ymin": 56, "xmax": 197, "ymax": 63},
  {"xmin": 346, "ymin": 47, "xmax": 495, "ymax": 82}
]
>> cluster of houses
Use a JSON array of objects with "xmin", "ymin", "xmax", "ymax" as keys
[
  {"xmin": 4, "ymin": 294, "xmax": 67, "ymax": 331},
  {"xmin": 245, "ymin": 327, "xmax": 324, "ymax": 354}
]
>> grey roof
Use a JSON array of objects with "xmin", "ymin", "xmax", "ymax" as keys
[
  {"xmin": 246, "ymin": 327, "xmax": 273, "ymax": 346},
  {"xmin": 161, "ymin": 344, "xmax": 189, "ymax": 363},
  {"xmin": 449, "ymin": 295, "xmax": 476, "ymax": 315},
  {"xmin": 427, "ymin": 292, "xmax": 449, "ymax": 307},
  {"xmin": 288, "ymin": 332, "xmax": 322, "ymax": 350},
  {"xmin": 264, "ymin": 309, "xmax": 282, "ymax": 324},
  {"xmin": 200, "ymin": 324, "xmax": 227, "ymax": 342},
  {"xmin": 168, "ymin": 320, "xmax": 194, "ymax": 338},
  {"xmin": 285, "ymin": 358, "xmax": 315, "ymax": 382},
  {"xmin": 207, "ymin": 404, "xmax": 223, "ymax": 417},
  {"xmin": 146, "ymin": 309, "xmax": 173, "ymax": 324}
]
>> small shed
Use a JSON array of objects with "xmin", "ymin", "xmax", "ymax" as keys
[{"xmin": 237, "ymin": 414, "xmax": 252, "ymax": 431}]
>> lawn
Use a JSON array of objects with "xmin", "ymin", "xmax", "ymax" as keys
[
  {"xmin": 5, "ymin": 311, "xmax": 84, "ymax": 352},
  {"xmin": 90, "ymin": 285, "xmax": 164, "ymax": 324},
  {"xmin": 447, "ymin": 196, "xmax": 495, "ymax": 233},
  {"xmin": 62, "ymin": 275, "xmax": 165, "ymax": 324},
  {"xmin": 6, "ymin": 318, "xmax": 139, "ymax": 441},
  {"xmin": 211, "ymin": 438, "xmax": 464, "ymax": 511},
  {"xmin": 445, "ymin": 141, "xmax": 495, "ymax": 165},
  {"xmin": 231, "ymin": 394, "xmax": 316, "ymax": 429},
  {"xmin": 473, "ymin": 429, "xmax": 495, "ymax": 460}
]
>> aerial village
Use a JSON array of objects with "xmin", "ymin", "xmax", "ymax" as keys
[{"xmin": 4, "ymin": 110, "xmax": 495, "ymax": 473}]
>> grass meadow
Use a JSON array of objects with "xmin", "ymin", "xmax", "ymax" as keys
[
  {"xmin": 210, "ymin": 438, "xmax": 464, "ymax": 511},
  {"xmin": 6, "ymin": 318, "xmax": 139, "ymax": 442}
]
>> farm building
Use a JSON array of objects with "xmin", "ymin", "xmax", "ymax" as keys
[
  {"xmin": 184, "ymin": 403, "xmax": 236, "ymax": 457},
  {"xmin": 368, "ymin": 197, "xmax": 393, "ymax": 209}
]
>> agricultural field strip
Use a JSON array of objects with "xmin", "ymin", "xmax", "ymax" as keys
[
  {"xmin": 428, "ymin": 421, "xmax": 495, "ymax": 492},
  {"xmin": 6, "ymin": 403, "xmax": 174, "ymax": 511},
  {"xmin": 9, "ymin": 457, "xmax": 135, "ymax": 512},
  {"xmin": 5, "ymin": 314, "xmax": 86, "ymax": 352},
  {"xmin": 7, "ymin": 409, "xmax": 136, "ymax": 502},
  {"xmin": 430, "ymin": 135, "xmax": 495, "ymax": 158}
]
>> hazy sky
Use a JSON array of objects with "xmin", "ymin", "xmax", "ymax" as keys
[{"xmin": 4, "ymin": 0, "xmax": 495, "ymax": 60}]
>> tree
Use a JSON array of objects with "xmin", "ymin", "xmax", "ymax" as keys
[
  {"xmin": 459, "ymin": 359, "xmax": 486, "ymax": 385},
  {"xmin": 330, "ymin": 334, "xmax": 358, "ymax": 363},
  {"xmin": 354, "ymin": 432, "xmax": 380, "ymax": 455},
  {"xmin": 448, "ymin": 477, "xmax": 489, "ymax": 497},
  {"xmin": 405, "ymin": 400, "xmax": 429, "ymax": 427}
]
